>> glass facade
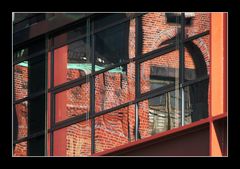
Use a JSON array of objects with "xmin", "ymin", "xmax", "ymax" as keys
[{"xmin": 13, "ymin": 12, "xmax": 211, "ymax": 156}]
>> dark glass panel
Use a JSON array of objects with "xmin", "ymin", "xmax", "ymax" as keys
[
  {"xmin": 28, "ymin": 136, "xmax": 45, "ymax": 156},
  {"xmin": 94, "ymin": 21, "xmax": 130, "ymax": 71},
  {"xmin": 28, "ymin": 95, "xmax": 45, "ymax": 135},
  {"xmin": 28, "ymin": 53, "xmax": 45, "ymax": 94},
  {"xmin": 94, "ymin": 13, "xmax": 128, "ymax": 31}
]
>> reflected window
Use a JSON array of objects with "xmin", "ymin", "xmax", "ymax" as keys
[
  {"xmin": 139, "ymin": 90, "xmax": 181, "ymax": 139},
  {"xmin": 140, "ymin": 50, "xmax": 179, "ymax": 94}
]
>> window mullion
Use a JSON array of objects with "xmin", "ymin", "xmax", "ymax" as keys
[
  {"xmin": 89, "ymin": 18, "xmax": 95, "ymax": 155},
  {"xmin": 135, "ymin": 16, "xmax": 142, "ymax": 140},
  {"xmin": 179, "ymin": 13, "xmax": 185, "ymax": 126},
  {"xmin": 50, "ymin": 38, "xmax": 54, "ymax": 156}
]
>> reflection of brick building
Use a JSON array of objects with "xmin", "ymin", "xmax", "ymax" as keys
[
  {"xmin": 15, "ymin": 13, "xmax": 210, "ymax": 156},
  {"xmin": 14, "ymin": 65, "xmax": 28, "ymax": 156},
  {"xmin": 14, "ymin": 12, "xmax": 226, "ymax": 157}
]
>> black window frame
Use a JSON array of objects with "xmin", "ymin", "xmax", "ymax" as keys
[{"xmin": 13, "ymin": 12, "xmax": 210, "ymax": 156}]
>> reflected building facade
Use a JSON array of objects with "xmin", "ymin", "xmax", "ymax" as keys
[{"xmin": 13, "ymin": 12, "xmax": 227, "ymax": 156}]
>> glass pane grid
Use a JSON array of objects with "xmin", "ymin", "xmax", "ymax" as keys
[{"xmin": 14, "ymin": 12, "xmax": 211, "ymax": 156}]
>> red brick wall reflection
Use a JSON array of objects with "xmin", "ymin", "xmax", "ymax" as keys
[
  {"xmin": 14, "ymin": 64, "xmax": 28, "ymax": 156},
  {"xmin": 14, "ymin": 13, "xmax": 210, "ymax": 156}
]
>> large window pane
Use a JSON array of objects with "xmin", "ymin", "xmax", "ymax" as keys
[
  {"xmin": 141, "ymin": 12, "xmax": 179, "ymax": 55},
  {"xmin": 94, "ymin": 21, "xmax": 130, "ymax": 71},
  {"xmin": 184, "ymin": 35, "xmax": 210, "ymax": 81},
  {"xmin": 95, "ymin": 105, "xmax": 135, "ymax": 153},
  {"xmin": 95, "ymin": 62, "xmax": 135, "ymax": 113},
  {"xmin": 140, "ymin": 50, "xmax": 179, "ymax": 94},
  {"xmin": 53, "ymin": 121, "xmax": 91, "ymax": 156},
  {"xmin": 14, "ymin": 101, "xmax": 28, "ymax": 140},
  {"xmin": 138, "ymin": 90, "xmax": 181, "ymax": 139},
  {"xmin": 13, "ymin": 141, "xmax": 27, "ymax": 156},
  {"xmin": 55, "ymin": 83, "xmax": 90, "ymax": 122}
]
